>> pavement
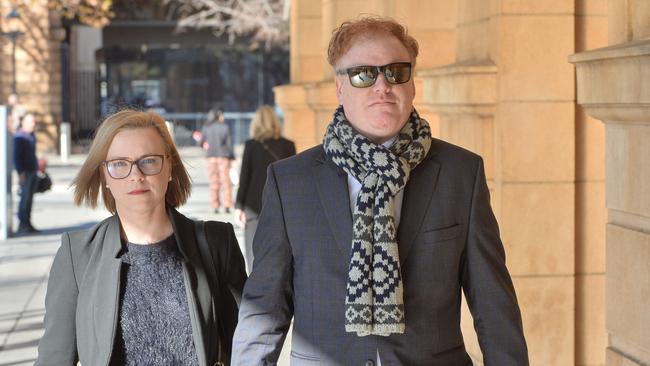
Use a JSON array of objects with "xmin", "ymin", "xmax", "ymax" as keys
[{"xmin": 0, "ymin": 146, "xmax": 291, "ymax": 365}]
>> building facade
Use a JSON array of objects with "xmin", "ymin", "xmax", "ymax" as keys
[{"xmin": 1, "ymin": 0, "xmax": 65, "ymax": 153}]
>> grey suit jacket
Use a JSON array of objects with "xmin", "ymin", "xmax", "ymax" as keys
[
  {"xmin": 35, "ymin": 208, "xmax": 246, "ymax": 366},
  {"xmin": 232, "ymin": 139, "xmax": 528, "ymax": 365}
]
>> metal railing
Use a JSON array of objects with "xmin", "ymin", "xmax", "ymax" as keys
[{"xmin": 161, "ymin": 112, "xmax": 255, "ymax": 147}]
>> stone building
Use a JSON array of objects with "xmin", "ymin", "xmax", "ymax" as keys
[
  {"xmin": 0, "ymin": 0, "xmax": 64, "ymax": 152},
  {"xmin": 275, "ymin": 1, "xmax": 648, "ymax": 365}
]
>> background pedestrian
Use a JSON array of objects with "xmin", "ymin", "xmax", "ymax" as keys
[{"xmin": 234, "ymin": 105, "xmax": 295, "ymax": 273}]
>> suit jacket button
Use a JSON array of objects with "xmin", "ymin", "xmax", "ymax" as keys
[{"xmin": 365, "ymin": 360, "xmax": 375, "ymax": 366}]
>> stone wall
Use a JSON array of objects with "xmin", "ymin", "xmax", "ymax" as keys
[
  {"xmin": 0, "ymin": 0, "xmax": 64, "ymax": 153},
  {"xmin": 571, "ymin": 1, "xmax": 650, "ymax": 364}
]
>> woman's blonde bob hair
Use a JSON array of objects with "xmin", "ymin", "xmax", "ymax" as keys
[
  {"xmin": 250, "ymin": 105, "xmax": 281, "ymax": 141},
  {"xmin": 72, "ymin": 109, "xmax": 192, "ymax": 214}
]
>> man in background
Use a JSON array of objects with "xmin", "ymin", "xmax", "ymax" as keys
[{"xmin": 14, "ymin": 113, "xmax": 40, "ymax": 234}]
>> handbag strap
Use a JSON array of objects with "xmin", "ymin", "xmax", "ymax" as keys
[
  {"xmin": 194, "ymin": 220, "xmax": 224, "ymax": 366},
  {"xmin": 260, "ymin": 140, "xmax": 281, "ymax": 161}
]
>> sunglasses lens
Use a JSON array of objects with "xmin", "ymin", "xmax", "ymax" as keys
[
  {"xmin": 384, "ymin": 63, "xmax": 411, "ymax": 84},
  {"xmin": 349, "ymin": 66, "xmax": 378, "ymax": 88}
]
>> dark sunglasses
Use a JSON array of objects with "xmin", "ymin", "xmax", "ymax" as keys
[
  {"xmin": 337, "ymin": 62, "xmax": 412, "ymax": 88},
  {"xmin": 103, "ymin": 154, "xmax": 166, "ymax": 179}
]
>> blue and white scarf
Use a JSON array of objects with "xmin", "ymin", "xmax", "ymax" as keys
[{"xmin": 323, "ymin": 105, "xmax": 432, "ymax": 336}]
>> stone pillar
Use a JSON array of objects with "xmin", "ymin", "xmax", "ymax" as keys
[
  {"xmin": 274, "ymin": 0, "xmax": 321, "ymax": 151},
  {"xmin": 574, "ymin": 1, "xmax": 608, "ymax": 365},
  {"xmin": 570, "ymin": 1, "xmax": 650, "ymax": 364},
  {"xmin": 420, "ymin": 0, "xmax": 597, "ymax": 364}
]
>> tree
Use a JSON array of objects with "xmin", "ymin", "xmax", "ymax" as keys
[
  {"xmin": 169, "ymin": 0, "xmax": 290, "ymax": 47},
  {"xmin": 49, "ymin": 0, "xmax": 114, "ymax": 27}
]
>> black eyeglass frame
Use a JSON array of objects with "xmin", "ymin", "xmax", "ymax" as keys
[
  {"xmin": 103, "ymin": 154, "xmax": 167, "ymax": 180},
  {"xmin": 336, "ymin": 62, "xmax": 412, "ymax": 88}
]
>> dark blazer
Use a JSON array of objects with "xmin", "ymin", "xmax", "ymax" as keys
[
  {"xmin": 235, "ymin": 137, "xmax": 296, "ymax": 214},
  {"xmin": 36, "ymin": 208, "xmax": 247, "ymax": 366},
  {"xmin": 231, "ymin": 139, "xmax": 528, "ymax": 365}
]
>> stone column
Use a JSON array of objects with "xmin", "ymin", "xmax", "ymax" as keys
[
  {"xmin": 420, "ymin": 1, "xmax": 591, "ymax": 364},
  {"xmin": 574, "ymin": 1, "xmax": 608, "ymax": 365},
  {"xmin": 570, "ymin": 1, "xmax": 650, "ymax": 364}
]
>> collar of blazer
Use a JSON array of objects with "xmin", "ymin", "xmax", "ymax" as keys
[
  {"xmin": 100, "ymin": 207, "xmax": 201, "ymax": 265},
  {"xmin": 313, "ymin": 142, "xmax": 441, "ymax": 265}
]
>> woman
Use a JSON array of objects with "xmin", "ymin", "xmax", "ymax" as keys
[
  {"xmin": 235, "ymin": 105, "xmax": 295, "ymax": 273},
  {"xmin": 36, "ymin": 110, "xmax": 246, "ymax": 366},
  {"xmin": 199, "ymin": 108, "xmax": 235, "ymax": 214}
]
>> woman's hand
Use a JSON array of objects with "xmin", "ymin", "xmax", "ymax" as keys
[{"xmin": 234, "ymin": 208, "xmax": 246, "ymax": 228}]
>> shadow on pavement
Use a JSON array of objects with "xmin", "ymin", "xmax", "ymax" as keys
[
  {"xmin": 11, "ymin": 221, "xmax": 99, "ymax": 238},
  {"xmin": 0, "ymin": 358, "xmax": 37, "ymax": 366},
  {"xmin": 0, "ymin": 276, "xmax": 47, "ymax": 288},
  {"xmin": 0, "ymin": 321, "xmax": 44, "ymax": 336},
  {"xmin": 0, "ymin": 338, "xmax": 40, "ymax": 351},
  {"xmin": 0, "ymin": 309, "xmax": 44, "ymax": 322},
  {"xmin": 0, "ymin": 253, "xmax": 57, "ymax": 265}
]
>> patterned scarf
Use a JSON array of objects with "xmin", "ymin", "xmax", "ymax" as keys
[{"xmin": 323, "ymin": 105, "xmax": 432, "ymax": 336}]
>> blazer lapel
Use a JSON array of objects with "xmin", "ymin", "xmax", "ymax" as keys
[
  {"xmin": 397, "ymin": 149, "xmax": 441, "ymax": 265},
  {"xmin": 313, "ymin": 149, "xmax": 353, "ymax": 259},
  {"xmin": 169, "ymin": 208, "xmax": 212, "ymax": 321},
  {"xmin": 93, "ymin": 215, "xmax": 123, "ymax": 362}
]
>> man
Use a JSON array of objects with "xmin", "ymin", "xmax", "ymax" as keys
[
  {"xmin": 14, "ymin": 113, "xmax": 40, "ymax": 234},
  {"xmin": 232, "ymin": 17, "xmax": 528, "ymax": 365}
]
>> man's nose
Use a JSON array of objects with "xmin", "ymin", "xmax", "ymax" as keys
[{"xmin": 372, "ymin": 72, "xmax": 392, "ymax": 93}]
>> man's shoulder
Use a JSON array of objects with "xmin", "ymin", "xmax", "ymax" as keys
[
  {"xmin": 270, "ymin": 144, "xmax": 323, "ymax": 173},
  {"xmin": 13, "ymin": 130, "xmax": 30, "ymax": 140},
  {"xmin": 277, "ymin": 144, "xmax": 322, "ymax": 163},
  {"xmin": 429, "ymin": 137, "xmax": 481, "ymax": 166}
]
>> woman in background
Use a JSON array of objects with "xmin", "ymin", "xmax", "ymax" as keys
[
  {"xmin": 36, "ymin": 110, "xmax": 246, "ymax": 366},
  {"xmin": 200, "ymin": 108, "xmax": 235, "ymax": 214},
  {"xmin": 235, "ymin": 105, "xmax": 295, "ymax": 273}
]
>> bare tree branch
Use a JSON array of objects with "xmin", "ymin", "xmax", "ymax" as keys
[{"xmin": 169, "ymin": 0, "xmax": 289, "ymax": 47}]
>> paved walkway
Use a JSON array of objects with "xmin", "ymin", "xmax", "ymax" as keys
[{"xmin": 0, "ymin": 147, "xmax": 291, "ymax": 365}]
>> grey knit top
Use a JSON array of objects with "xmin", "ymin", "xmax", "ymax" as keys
[{"xmin": 110, "ymin": 235, "xmax": 199, "ymax": 366}]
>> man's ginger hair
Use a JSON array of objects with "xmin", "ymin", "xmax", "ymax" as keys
[{"xmin": 327, "ymin": 16, "xmax": 419, "ymax": 67}]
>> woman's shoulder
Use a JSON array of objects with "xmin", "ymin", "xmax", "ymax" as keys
[
  {"xmin": 277, "ymin": 137, "xmax": 295, "ymax": 146},
  {"xmin": 64, "ymin": 215, "xmax": 119, "ymax": 253},
  {"xmin": 66, "ymin": 215, "xmax": 111, "ymax": 239}
]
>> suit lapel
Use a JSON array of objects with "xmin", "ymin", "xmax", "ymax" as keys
[
  {"xmin": 313, "ymin": 150, "xmax": 354, "ymax": 259},
  {"xmin": 397, "ymin": 150, "xmax": 441, "ymax": 265}
]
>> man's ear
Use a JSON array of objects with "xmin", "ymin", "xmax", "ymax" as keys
[{"xmin": 335, "ymin": 76, "xmax": 343, "ymax": 103}]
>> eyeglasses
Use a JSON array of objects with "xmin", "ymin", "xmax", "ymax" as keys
[
  {"xmin": 336, "ymin": 62, "xmax": 412, "ymax": 88},
  {"xmin": 103, "ymin": 154, "xmax": 166, "ymax": 179}
]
